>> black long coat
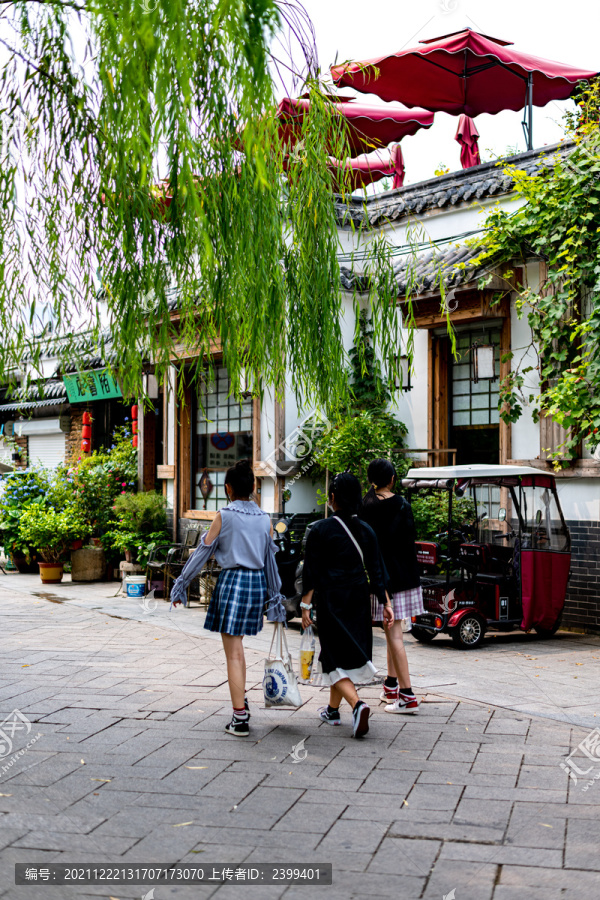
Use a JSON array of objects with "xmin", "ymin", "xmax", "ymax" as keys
[{"xmin": 302, "ymin": 514, "xmax": 388, "ymax": 675}]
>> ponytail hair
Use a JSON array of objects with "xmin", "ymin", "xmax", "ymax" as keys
[{"xmin": 363, "ymin": 458, "xmax": 396, "ymax": 507}]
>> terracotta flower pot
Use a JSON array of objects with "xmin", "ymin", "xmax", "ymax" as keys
[
  {"xmin": 70, "ymin": 539, "xmax": 83, "ymax": 551},
  {"xmin": 38, "ymin": 562, "xmax": 64, "ymax": 584}
]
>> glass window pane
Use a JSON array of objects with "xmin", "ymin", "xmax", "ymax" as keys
[{"xmin": 453, "ymin": 412, "xmax": 470, "ymax": 426}]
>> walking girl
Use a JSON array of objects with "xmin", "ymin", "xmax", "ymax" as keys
[
  {"xmin": 301, "ymin": 472, "xmax": 392, "ymax": 738},
  {"xmin": 170, "ymin": 459, "xmax": 284, "ymax": 737},
  {"xmin": 360, "ymin": 458, "xmax": 424, "ymax": 714}
]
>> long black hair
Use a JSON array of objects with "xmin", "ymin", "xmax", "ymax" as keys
[
  {"xmin": 362, "ymin": 458, "xmax": 397, "ymax": 507},
  {"xmin": 225, "ymin": 458, "xmax": 254, "ymax": 499}
]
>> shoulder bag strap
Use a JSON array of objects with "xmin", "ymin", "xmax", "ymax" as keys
[{"xmin": 334, "ymin": 516, "xmax": 365, "ymax": 565}]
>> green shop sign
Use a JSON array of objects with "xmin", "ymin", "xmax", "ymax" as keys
[{"xmin": 63, "ymin": 369, "xmax": 123, "ymax": 403}]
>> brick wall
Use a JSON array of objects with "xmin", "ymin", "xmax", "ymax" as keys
[
  {"xmin": 65, "ymin": 408, "xmax": 85, "ymax": 463},
  {"xmin": 13, "ymin": 435, "xmax": 28, "ymax": 469},
  {"xmin": 564, "ymin": 521, "xmax": 600, "ymax": 633}
]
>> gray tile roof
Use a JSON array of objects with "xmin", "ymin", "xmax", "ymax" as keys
[
  {"xmin": 341, "ymin": 241, "xmax": 496, "ymax": 296},
  {"xmin": 0, "ymin": 381, "xmax": 68, "ymax": 413},
  {"xmin": 336, "ymin": 140, "xmax": 574, "ymax": 227}
]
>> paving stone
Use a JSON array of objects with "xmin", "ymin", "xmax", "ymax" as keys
[
  {"xmin": 357, "ymin": 769, "xmax": 418, "ymax": 795},
  {"xmin": 276, "ymin": 800, "xmax": 346, "ymax": 834},
  {"xmin": 317, "ymin": 819, "xmax": 388, "ymax": 854},
  {"xmin": 565, "ymin": 817, "xmax": 600, "ymax": 870},
  {"xmin": 504, "ymin": 810, "xmax": 566, "ymax": 849},
  {"xmin": 405, "ymin": 783, "xmax": 463, "ymax": 811},
  {"xmin": 439, "ymin": 841, "xmax": 563, "ymax": 867},
  {"xmin": 366, "ymin": 836, "xmax": 440, "ymax": 877},
  {"xmin": 421, "ymin": 858, "xmax": 498, "ymax": 900}
]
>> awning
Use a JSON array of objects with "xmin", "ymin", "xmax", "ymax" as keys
[
  {"xmin": 332, "ymin": 28, "xmax": 597, "ymax": 115},
  {"xmin": 275, "ymin": 95, "xmax": 434, "ymax": 157}
]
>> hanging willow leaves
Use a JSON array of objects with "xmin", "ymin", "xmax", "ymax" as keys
[{"xmin": 0, "ymin": 0, "xmax": 407, "ymax": 409}]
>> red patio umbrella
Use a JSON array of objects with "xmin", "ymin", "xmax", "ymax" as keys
[
  {"xmin": 328, "ymin": 143, "xmax": 405, "ymax": 192},
  {"xmin": 276, "ymin": 95, "xmax": 434, "ymax": 157},
  {"xmin": 455, "ymin": 114, "xmax": 481, "ymax": 168},
  {"xmin": 331, "ymin": 28, "xmax": 598, "ymax": 149}
]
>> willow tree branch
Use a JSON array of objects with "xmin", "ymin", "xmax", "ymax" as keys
[{"xmin": 0, "ymin": 0, "xmax": 86, "ymax": 10}]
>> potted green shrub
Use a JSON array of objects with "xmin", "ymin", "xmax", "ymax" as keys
[
  {"xmin": 103, "ymin": 491, "xmax": 170, "ymax": 566},
  {"xmin": 19, "ymin": 504, "xmax": 90, "ymax": 583},
  {"xmin": 0, "ymin": 469, "xmax": 50, "ymax": 573}
]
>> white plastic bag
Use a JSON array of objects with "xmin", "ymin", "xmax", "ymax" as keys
[
  {"xmin": 309, "ymin": 634, "xmax": 324, "ymax": 686},
  {"xmin": 263, "ymin": 623, "xmax": 303, "ymax": 708},
  {"xmin": 298, "ymin": 625, "xmax": 316, "ymax": 683}
]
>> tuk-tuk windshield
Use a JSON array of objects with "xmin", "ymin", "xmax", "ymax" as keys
[
  {"xmin": 520, "ymin": 485, "xmax": 570, "ymax": 551},
  {"xmin": 472, "ymin": 483, "xmax": 514, "ymax": 545}
]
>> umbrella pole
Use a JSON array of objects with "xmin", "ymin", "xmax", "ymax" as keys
[{"xmin": 522, "ymin": 73, "xmax": 534, "ymax": 151}]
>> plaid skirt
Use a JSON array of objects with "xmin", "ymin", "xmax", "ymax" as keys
[
  {"xmin": 204, "ymin": 567, "xmax": 267, "ymax": 637},
  {"xmin": 371, "ymin": 586, "xmax": 425, "ymax": 622}
]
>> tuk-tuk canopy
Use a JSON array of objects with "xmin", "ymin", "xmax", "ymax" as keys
[{"xmin": 403, "ymin": 464, "xmax": 555, "ymax": 489}]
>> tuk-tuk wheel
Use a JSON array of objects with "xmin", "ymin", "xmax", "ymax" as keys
[
  {"xmin": 450, "ymin": 613, "xmax": 486, "ymax": 650},
  {"xmin": 534, "ymin": 613, "xmax": 562, "ymax": 639},
  {"xmin": 410, "ymin": 626, "xmax": 437, "ymax": 643}
]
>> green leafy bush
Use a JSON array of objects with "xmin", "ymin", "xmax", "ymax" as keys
[
  {"xmin": 103, "ymin": 491, "xmax": 170, "ymax": 564},
  {"xmin": 410, "ymin": 491, "xmax": 476, "ymax": 541},
  {"xmin": 66, "ymin": 424, "xmax": 138, "ymax": 535},
  {"xmin": 19, "ymin": 504, "xmax": 90, "ymax": 564},
  {"xmin": 311, "ymin": 409, "xmax": 409, "ymax": 496},
  {"xmin": 0, "ymin": 469, "xmax": 53, "ymax": 557}
]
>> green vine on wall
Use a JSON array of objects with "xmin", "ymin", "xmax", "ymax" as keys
[{"xmin": 475, "ymin": 81, "xmax": 600, "ymax": 462}]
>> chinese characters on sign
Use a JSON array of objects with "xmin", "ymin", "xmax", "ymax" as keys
[{"xmin": 63, "ymin": 369, "xmax": 122, "ymax": 403}]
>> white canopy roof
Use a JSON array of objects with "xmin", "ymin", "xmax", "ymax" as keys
[{"xmin": 405, "ymin": 464, "xmax": 546, "ymax": 480}]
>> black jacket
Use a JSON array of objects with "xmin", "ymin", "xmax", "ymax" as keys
[
  {"xmin": 302, "ymin": 514, "xmax": 387, "ymax": 674},
  {"xmin": 360, "ymin": 494, "xmax": 421, "ymax": 593}
]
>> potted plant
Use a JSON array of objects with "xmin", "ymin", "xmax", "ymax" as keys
[
  {"xmin": 0, "ymin": 469, "xmax": 50, "ymax": 573},
  {"xmin": 19, "ymin": 504, "xmax": 90, "ymax": 583},
  {"xmin": 104, "ymin": 491, "xmax": 170, "ymax": 565}
]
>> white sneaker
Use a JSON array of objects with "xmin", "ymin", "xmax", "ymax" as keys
[{"xmin": 385, "ymin": 692, "xmax": 419, "ymax": 714}]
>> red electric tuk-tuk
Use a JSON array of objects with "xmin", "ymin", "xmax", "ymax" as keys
[{"xmin": 403, "ymin": 465, "xmax": 571, "ymax": 650}]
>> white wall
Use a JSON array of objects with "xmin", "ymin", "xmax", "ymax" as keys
[{"xmin": 556, "ymin": 480, "xmax": 600, "ymax": 522}]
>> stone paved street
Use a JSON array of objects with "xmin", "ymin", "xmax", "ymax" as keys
[{"xmin": 0, "ymin": 574, "xmax": 599, "ymax": 899}]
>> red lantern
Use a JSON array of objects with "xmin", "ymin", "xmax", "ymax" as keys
[
  {"xmin": 132, "ymin": 434, "xmax": 138, "ymax": 448},
  {"xmin": 82, "ymin": 411, "xmax": 92, "ymax": 425},
  {"xmin": 132, "ymin": 421, "xmax": 138, "ymax": 434},
  {"xmin": 81, "ymin": 439, "xmax": 91, "ymax": 453},
  {"xmin": 131, "ymin": 405, "xmax": 138, "ymax": 420},
  {"xmin": 82, "ymin": 424, "xmax": 92, "ymax": 440}
]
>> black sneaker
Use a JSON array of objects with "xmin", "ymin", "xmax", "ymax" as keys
[
  {"xmin": 318, "ymin": 706, "xmax": 341, "ymax": 726},
  {"xmin": 225, "ymin": 714, "xmax": 249, "ymax": 737},
  {"xmin": 244, "ymin": 697, "xmax": 250, "ymax": 718},
  {"xmin": 352, "ymin": 701, "xmax": 370, "ymax": 738}
]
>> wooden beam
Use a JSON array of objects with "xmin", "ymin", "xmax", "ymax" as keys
[
  {"xmin": 178, "ymin": 381, "xmax": 193, "ymax": 521},
  {"xmin": 172, "ymin": 372, "xmax": 179, "ymax": 541},
  {"xmin": 508, "ymin": 458, "xmax": 600, "ymax": 477},
  {"xmin": 252, "ymin": 396, "xmax": 262, "ymax": 508},
  {"xmin": 499, "ymin": 305, "xmax": 512, "ymax": 464},
  {"xmin": 183, "ymin": 509, "xmax": 218, "ymax": 520},
  {"xmin": 273, "ymin": 398, "xmax": 286, "ymax": 514},
  {"xmin": 427, "ymin": 331, "xmax": 434, "ymax": 452},
  {"xmin": 142, "ymin": 408, "xmax": 156, "ymax": 492}
]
